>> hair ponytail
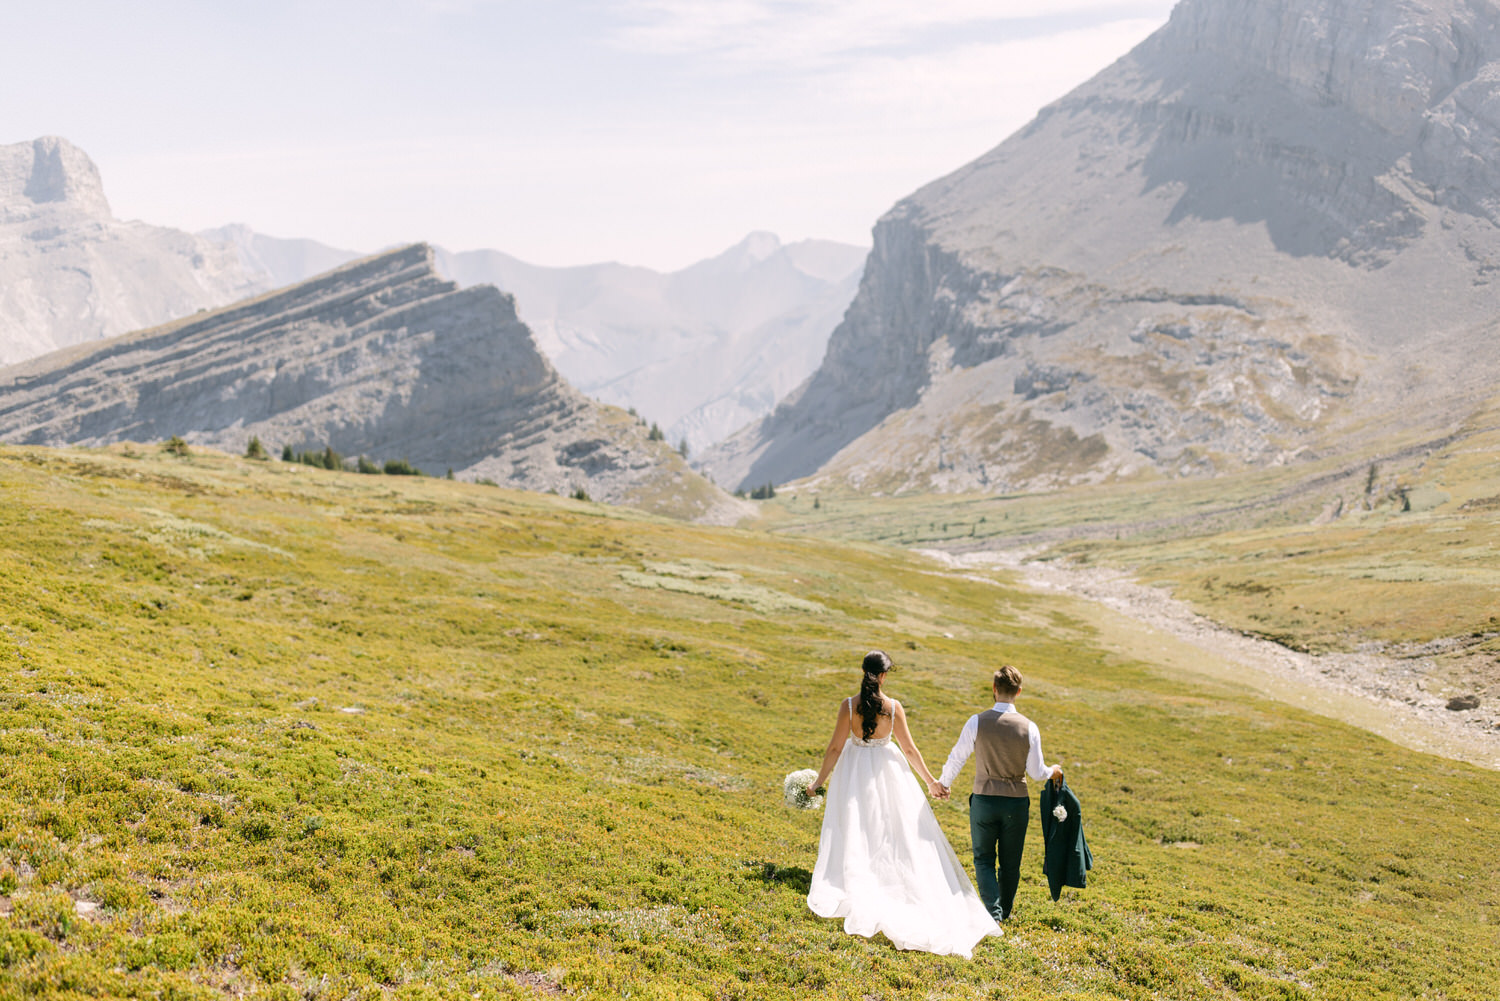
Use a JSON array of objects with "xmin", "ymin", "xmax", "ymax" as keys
[{"xmin": 857, "ymin": 650, "xmax": 892, "ymax": 738}]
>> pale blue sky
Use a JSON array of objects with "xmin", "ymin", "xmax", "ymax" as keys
[{"xmin": 3, "ymin": 0, "xmax": 1176, "ymax": 269}]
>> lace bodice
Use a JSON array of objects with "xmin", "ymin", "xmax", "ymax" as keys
[{"xmin": 851, "ymin": 735, "xmax": 892, "ymax": 747}]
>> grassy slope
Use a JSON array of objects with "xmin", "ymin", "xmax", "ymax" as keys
[
  {"xmin": 1, "ymin": 445, "xmax": 1497, "ymax": 1000},
  {"xmin": 764, "ymin": 399, "xmax": 1500, "ymax": 701}
]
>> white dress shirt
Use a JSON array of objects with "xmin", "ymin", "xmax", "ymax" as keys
[{"xmin": 939, "ymin": 702, "xmax": 1055, "ymax": 789}]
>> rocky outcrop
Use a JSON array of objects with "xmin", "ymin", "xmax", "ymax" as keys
[
  {"xmin": 0, "ymin": 244, "xmax": 749, "ymax": 523},
  {"xmin": 0, "ymin": 137, "xmax": 266, "ymax": 365},
  {"xmin": 704, "ymin": 0, "xmax": 1500, "ymax": 494}
]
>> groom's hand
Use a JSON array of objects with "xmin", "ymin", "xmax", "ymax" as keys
[{"xmin": 1050, "ymin": 766, "xmax": 1064, "ymax": 789}]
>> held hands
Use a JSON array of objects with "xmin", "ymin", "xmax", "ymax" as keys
[{"xmin": 926, "ymin": 778, "xmax": 950, "ymax": 800}]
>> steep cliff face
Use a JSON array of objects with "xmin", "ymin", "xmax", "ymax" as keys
[
  {"xmin": 0, "ymin": 245, "xmax": 748, "ymax": 523},
  {"xmin": 705, "ymin": 0, "xmax": 1500, "ymax": 494},
  {"xmin": 0, "ymin": 137, "xmax": 265, "ymax": 364}
]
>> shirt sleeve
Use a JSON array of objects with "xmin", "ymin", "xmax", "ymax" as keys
[
  {"xmin": 1026, "ymin": 720, "xmax": 1055, "ymax": 781},
  {"xmin": 939, "ymin": 714, "xmax": 979, "ymax": 787}
]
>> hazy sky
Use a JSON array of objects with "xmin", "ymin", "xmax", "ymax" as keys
[{"xmin": 3, "ymin": 0, "xmax": 1176, "ymax": 269}]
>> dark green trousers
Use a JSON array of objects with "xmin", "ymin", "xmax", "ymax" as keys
[{"xmin": 970, "ymin": 793, "xmax": 1029, "ymax": 920}]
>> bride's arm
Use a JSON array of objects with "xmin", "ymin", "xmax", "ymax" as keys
[
  {"xmin": 809, "ymin": 698, "xmax": 852, "ymax": 791},
  {"xmin": 891, "ymin": 701, "xmax": 942, "ymax": 794}
]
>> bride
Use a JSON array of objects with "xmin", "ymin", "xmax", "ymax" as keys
[{"xmin": 804, "ymin": 651, "xmax": 1000, "ymax": 957}]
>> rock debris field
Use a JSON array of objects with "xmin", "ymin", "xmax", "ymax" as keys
[{"xmin": 924, "ymin": 550, "xmax": 1500, "ymax": 772}]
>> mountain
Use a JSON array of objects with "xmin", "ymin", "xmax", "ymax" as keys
[
  {"xmin": 0, "ymin": 244, "xmax": 749, "ymax": 523},
  {"xmin": 189, "ymin": 229, "xmax": 866, "ymax": 455},
  {"xmin": 0, "ymin": 137, "xmax": 266, "ymax": 365},
  {"xmin": 703, "ymin": 0, "xmax": 1500, "ymax": 495},
  {"xmin": 199, "ymin": 223, "xmax": 362, "ymax": 291},
  {"xmin": 0, "ymin": 136, "xmax": 863, "ymax": 457},
  {"xmin": 435, "ymin": 232, "xmax": 865, "ymax": 455}
]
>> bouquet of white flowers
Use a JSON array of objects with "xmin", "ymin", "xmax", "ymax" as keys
[
  {"xmin": 783, "ymin": 769, "xmax": 823, "ymax": 810},
  {"xmin": 1052, "ymin": 803, "xmax": 1068, "ymax": 822}
]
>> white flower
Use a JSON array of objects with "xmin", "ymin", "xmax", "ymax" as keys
[
  {"xmin": 1052, "ymin": 803, "xmax": 1068, "ymax": 822},
  {"xmin": 783, "ymin": 768, "xmax": 823, "ymax": 810}
]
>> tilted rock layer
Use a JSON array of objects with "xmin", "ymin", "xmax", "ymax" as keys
[
  {"xmin": 0, "ymin": 137, "xmax": 265, "ymax": 365},
  {"xmin": 0, "ymin": 244, "xmax": 749, "ymax": 523},
  {"xmin": 705, "ymin": 0, "xmax": 1500, "ymax": 494}
]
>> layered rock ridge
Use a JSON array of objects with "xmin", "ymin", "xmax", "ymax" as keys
[
  {"xmin": 0, "ymin": 244, "xmax": 747, "ymax": 522},
  {"xmin": 704, "ymin": 0, "xmax": 1500, "ymax": 494},
  {"xmin": 0, "ymin": 136, "xmax": 265, "ymax": 365}
]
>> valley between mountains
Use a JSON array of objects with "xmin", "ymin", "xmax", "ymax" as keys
[{"xmin": 4, "ymin": 0, "xmax": 1500, "ymax": 996}]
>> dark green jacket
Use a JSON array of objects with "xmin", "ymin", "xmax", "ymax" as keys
[{"xmin": 1038, "ymin": 778, "xmax": 1093, "ymax": 900}]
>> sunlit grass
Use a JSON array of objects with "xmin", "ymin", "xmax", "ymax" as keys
[{"xmin": 0, "ymin": 443, "xmax": 1496, "ymax": 999}]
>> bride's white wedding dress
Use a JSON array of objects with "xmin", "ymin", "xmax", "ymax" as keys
[{"xmin": 807, "ymin": 734, "xmax": 1001, "ymax": 958}]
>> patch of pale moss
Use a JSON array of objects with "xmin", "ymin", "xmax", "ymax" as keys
[{"xmin": 618, "ymin": 564, "xmax": 825, "ymax": 614}]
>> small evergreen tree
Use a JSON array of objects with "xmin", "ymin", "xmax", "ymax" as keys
[
  {"xmin": 357, "ymin": 455, "xmax": 381, "ymax": 474},
  {"xmin": 571, "ymin": 486, "xmax": 591, "ymax": 502},
  {"xmin": 750, "ymin": 482, "xmax": 776, "ymax": 500},
  {"xmin": 162, "ymin": 436, "xmax": 190, "ymax": 457},
  {"xmin": 677, "ymin": 438, "xmax": 689, "ymax": 458},
  {"xmin": 647, "ymin": 422, "xmax": 665, "ymax": 441},
  {"xmin": 384, "ymin": 458, "xmax": 420, "ymax": 476},
  {"xmin": 281, "ymin": 443, "xmax": 294, "ymax": 461},
  {"xmin": 244, "ymin": 436, "xmax": 268, "ymax": 460},
  {"xmin": 321, "ymin": 445, "xmax": 342, "ymax": 471}
]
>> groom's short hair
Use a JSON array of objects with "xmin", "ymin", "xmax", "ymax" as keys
[{"xmin": 992, "ymin": 665, "xmax": 1023, "ymax": 697}]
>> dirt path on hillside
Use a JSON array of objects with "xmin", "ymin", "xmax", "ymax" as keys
[{"xmin": 921, "ymin": 549, "xmax": 1500, "ymax": 772}]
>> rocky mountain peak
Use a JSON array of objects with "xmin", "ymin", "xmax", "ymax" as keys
[
  {"xmin": 705, "ymin": 0, "xmax": 1500, "ymax": 495},
  {"xmin": 0, "ymin": 136, "xmax": 111, "ymax": 219},
  {"xmin": 1160, "ymin": 0, "xmax": 1488, "ymax": 137},
  {"xmin": 735, "ymin": 230, "xmax": 783, "ymax": 263},
  {"xmin": 0, "ymin": 136, "xmax": 264, "ymax": 364}
]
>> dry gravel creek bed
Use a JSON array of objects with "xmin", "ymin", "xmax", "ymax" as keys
[{"xmin": 922, "ymin": 549, "xmax": 1500, "ymax": 772}]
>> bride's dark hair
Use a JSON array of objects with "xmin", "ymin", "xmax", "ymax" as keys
[{"xmin": 857, "ymin": 650, "xmax": 892, "ymax": 738}]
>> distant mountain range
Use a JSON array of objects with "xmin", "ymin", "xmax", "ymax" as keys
[
  {"xmin": 433, "ymin": 234, "xmax": 865, "ymax": 456},
  {"xmin": 0, "ymin": 243, "xmax": 749, "ymax": 523},
  {"xmin": 0, "ymin": 137, "xmax": 263, "ymax": 365},
  {"xmin": 704, "ymin": 0, "xmax": 1500, "ymax": 494},
  {"xmin": 0, "ymin": 135, "xmax": 864, "ymax": 459}
]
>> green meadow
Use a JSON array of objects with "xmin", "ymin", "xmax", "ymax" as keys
[
  {"xmin": 765, "ymin": 398, "xmax": 1500, "ymax": 705},
  {"xmin": 1, "ymin": 443, "xmax": 1497, "ymax": 1000}
]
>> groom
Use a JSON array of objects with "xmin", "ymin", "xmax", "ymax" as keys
[{"xmin": 937, "ymin": 665, "xmax": 1062, "ymax": 921}]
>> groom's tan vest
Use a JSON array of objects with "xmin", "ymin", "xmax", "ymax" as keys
[{"xmin": 973, "ymin": 709, "xmax": 1031, "ymax": 798}]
